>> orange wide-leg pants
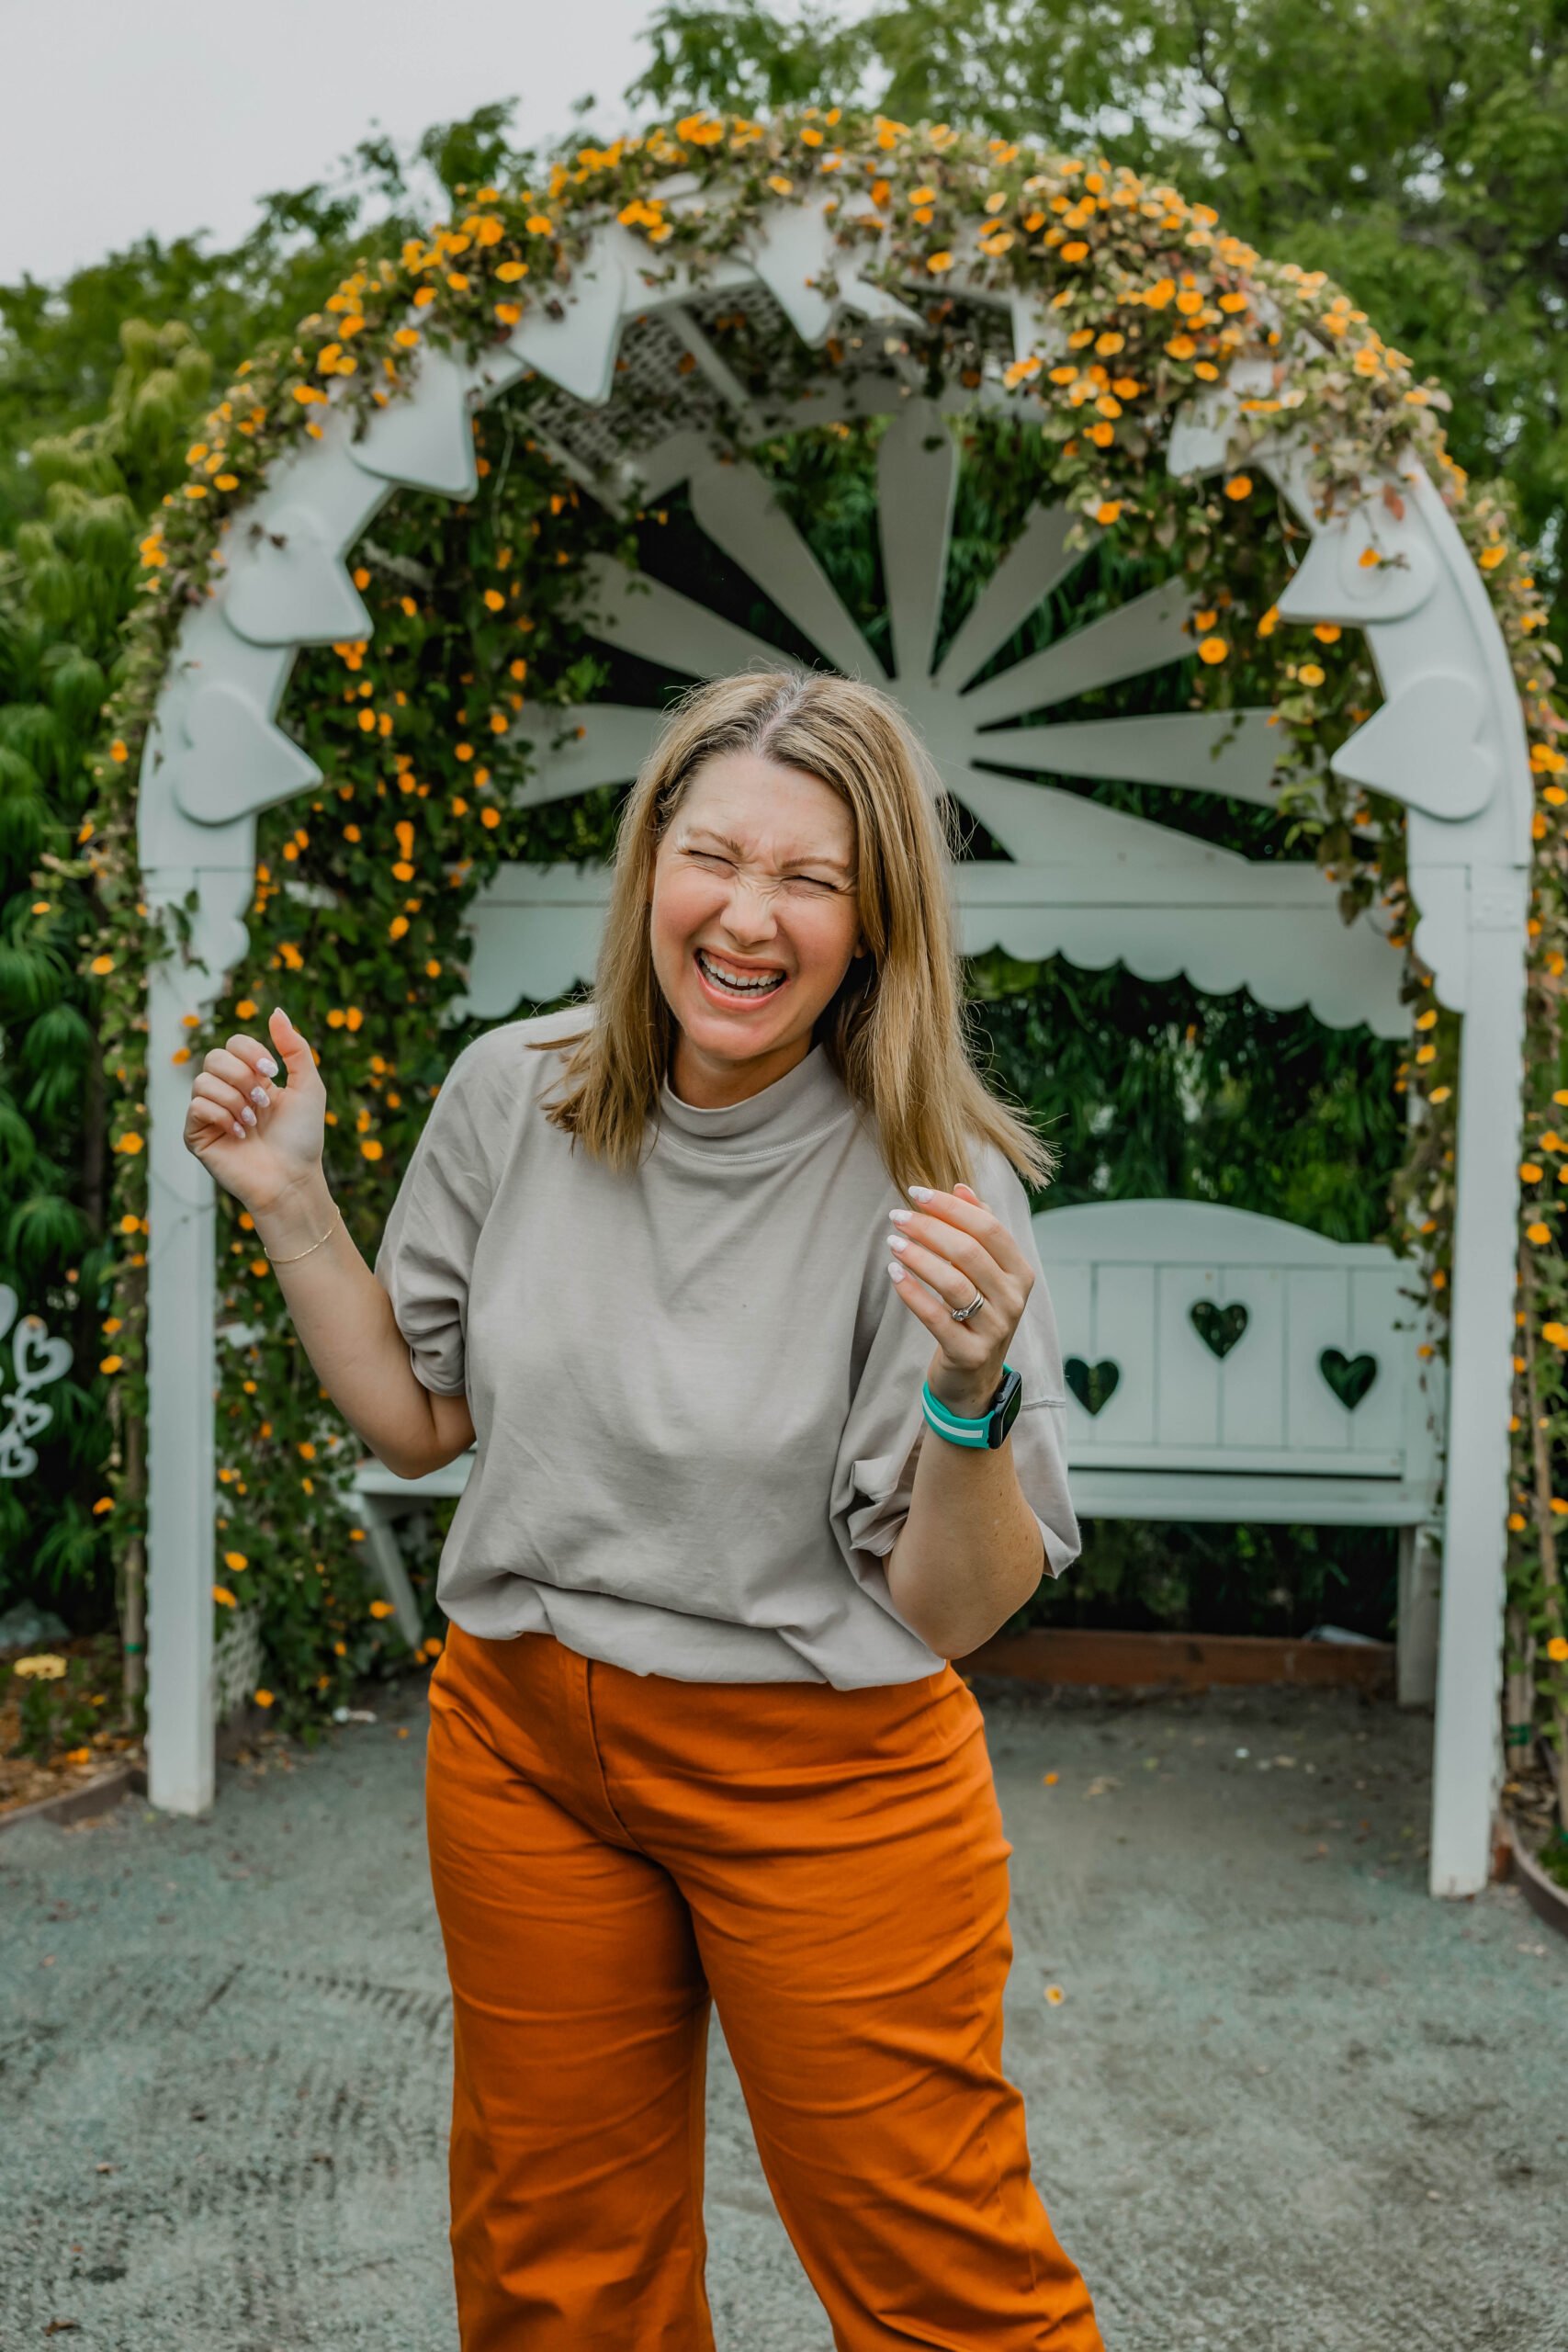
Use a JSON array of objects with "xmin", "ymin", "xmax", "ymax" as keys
[{"xmin": 425, "ymin": 1621, "xmax": 1105, "ymax": 2352}]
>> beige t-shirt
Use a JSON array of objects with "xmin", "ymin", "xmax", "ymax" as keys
[{"xmin": 373, "ymin": 1002, "xmax": 1080, "ymax": 1686}]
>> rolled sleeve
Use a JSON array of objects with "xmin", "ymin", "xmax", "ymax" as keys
[{"xmin": 373, "ymin": 1046, "xmax": 493, "ymax": 1398}]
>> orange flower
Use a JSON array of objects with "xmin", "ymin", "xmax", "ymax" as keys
[
  {"xmin": 1095, "ymin": 500, "xmax": 1123, "ymax": 526},
  {"xmin": 1224, "ymin": 475, "xmax": 1252, "ymax": 501},
  {"xmin": 1197, "ymin": 636, "xmax": 1229, "ymax": 664},
  {"xmin": 1298, "ymin": 662, "xmax": 1325, "ymax": 687},
  {"xmin": 926, "ymin": 250, "xmax": 954, "ymax": 274},
  {"xmin": 1060, "ymin": 241, "xmax": 1089, "ymax": 263},
  {"xmin": 1166, "ymin": 334, "xmax": 1197, "ymax": 360}
]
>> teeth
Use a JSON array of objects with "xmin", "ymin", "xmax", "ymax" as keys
[{"xmin": 698, "ymin": 950, "xmax": 784, "ymax": 995}]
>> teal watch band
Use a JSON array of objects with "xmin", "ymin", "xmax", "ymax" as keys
[{"xmin": 920, "ymin": 1363, "xmax": 1023, "ymax": 1450}]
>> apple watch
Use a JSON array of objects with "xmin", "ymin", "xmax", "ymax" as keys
[{"xmin": 920, "ymin": 1363, "xmax": 1023, "ymax": 1451}]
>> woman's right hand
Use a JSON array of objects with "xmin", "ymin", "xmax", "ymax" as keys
[{"xmin": 183, "ymin": 1005, "xmax": 327, "ymax": 1214}]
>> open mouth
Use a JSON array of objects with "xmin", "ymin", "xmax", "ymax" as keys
[{"xmin": 694, "ymin": 947, "xmax": 788, "ymax": 1001}]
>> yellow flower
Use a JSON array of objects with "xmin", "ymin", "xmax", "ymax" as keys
[
  {"xmin": 525, "ymin": 214, "xmax": 554, "ymax": 235},
  {"xmin": 213, "ymin": 1586, "xmax": 237, "ymax": 1608},
  {"xmin": 1313, "ymin": 623, "xmax": 1342, "ymax": 643},
  {"xmin": 1197, "ymin": 636, "xmax": 1229, "ymax": 664},
  {"xmin": 496, "ymin": 260, "xmax": 527, "ymax": 283},
  {"xmin": 1166, "ymin": 334, "xmax": 1197, "ymax": 360},
  {"xmin": 224, "ymin": 1551, "xmax": 248, "ymax": 1572},
  {"xmin": 1527, "ymin": 1222, "xmax": 1551, "ymax": 1245},
  {"xmin": 1298, "ymin": 662, "xmax": 1325, "ymax": 688},
  {"xmin": 495, "ymin": 303, "xmax": 523, "ymax": 327},
  {"xmin": 1479, "ymin": 544, "xmax": 1506, "ymax": 571},
  {"xmin": 1060, "ymin": 241, "xmax": 1089, "ymax": 263},
  {"xmin": 1521, "ymin": 1162, "xmax": 1544, "ymax": 1182},
  {"xmin": 1257, "ymin": 606, "xmax": 1279, "ymax": 637},
  {"xmin": 926, "ymin": 251, "xmax": 954, "ymax": 274},
  {"xmin": 12, "ymin": 1654, "xmax": 68, "ymax": 1681}
]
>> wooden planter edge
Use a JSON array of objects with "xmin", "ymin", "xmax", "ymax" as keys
[
  {"xmin": 0, "ymin": 1758, "xmax": 148, "ymax": 1838},
  {"xmin": 1506, "ymin": 1818, "xmax": 1568, "ymax": 1943},
  {"xmin": 958, "ymin": 1625, "xmax": 1397, "ymax": 1695}
]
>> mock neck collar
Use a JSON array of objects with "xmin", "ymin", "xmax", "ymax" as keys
[{"xmin": 656, "ymin": 1039, "xmax": 853, "ymax": 1155}]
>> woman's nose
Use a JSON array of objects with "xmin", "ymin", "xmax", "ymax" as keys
[{"xmin": 722, "ymin": 874, "xmax": 782, "ymax": 938}]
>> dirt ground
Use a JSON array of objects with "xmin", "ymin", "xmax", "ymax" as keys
[{"xmin": 2, "ymin": 1675, "xmax": 1564, "ymax": 2351}]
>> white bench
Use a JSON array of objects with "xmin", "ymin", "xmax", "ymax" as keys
[
  {"xmin": 1032, "ymin": 1198, "xmax": 1445, "ymax": 1701},
  {"xmin": 353, "ymin": 1196, "xmax": 1445, "ymax": 1702}
]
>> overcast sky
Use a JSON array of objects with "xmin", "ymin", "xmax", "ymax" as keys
[{"xmin": 0, "ymin": 0, "xmax": 670, "ymax": 285}]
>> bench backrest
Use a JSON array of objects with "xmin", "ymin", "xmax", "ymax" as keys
[{"xmin": 1032, "ymin": 1199, "xmax": 1444, "ymax": 1488}]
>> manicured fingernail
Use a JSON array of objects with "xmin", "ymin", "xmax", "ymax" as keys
[
  {"xmin": 251, "ymin": 1087, "xmax": 269, "ymax": 1106},
  {"xmin": 887, "ymin": 1259, "xmax": 907, "ymax": 1280},
  {"xmin": 888, "ymin": 1207, "xmax": 913, "ymax": 1226},
  {"xmin": 257, "ymin": 1053, "xmax": 278, "ymax": 1077},
  {"xmin": 887, "ymin": 1232, "xmax": 908, "ymax": 1252},
  {"xmin": 908, "ymin": 1184, "xmax": 932, "ymax": 1202}
]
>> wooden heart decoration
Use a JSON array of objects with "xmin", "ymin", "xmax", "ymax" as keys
[
  {"xmin": 1190, "ymin": 1300, "xmax": 1248, "ymax": 1360},
  {"xmin": 1066, "ymin": 1357, "xmax": 1120, "ymax": 1417},
  {"xmin": 1319, "ymin": 1348, "xmax": 1378, "ymax": 1410}
]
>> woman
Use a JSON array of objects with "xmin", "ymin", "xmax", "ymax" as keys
[{"xmin": 185, "ymin": 670, "xmax": 1105, "ymax": 2351}]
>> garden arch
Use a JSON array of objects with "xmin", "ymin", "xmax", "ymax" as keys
[{"xmin": 132, "ymin": 145, "xmax": 1532, "ymax": 1896}]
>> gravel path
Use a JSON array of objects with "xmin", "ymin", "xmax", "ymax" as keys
[{"xmin": 2, "ymin": 1676, "xmax": 1563, "ymax": 2350}]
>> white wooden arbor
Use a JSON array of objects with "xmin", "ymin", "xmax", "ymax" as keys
[{"xmin": 137, "ymin": 186, "xmax": 1532, "ymax": 1895}]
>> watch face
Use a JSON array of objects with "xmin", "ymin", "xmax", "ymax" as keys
[{"xmin": 988, "ymin": 1366, "xmax": 1024, "ymax": 1447}]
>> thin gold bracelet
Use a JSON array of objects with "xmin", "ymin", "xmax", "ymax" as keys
[{"xmin": 263, "ymin": 1204, "xmax": 342, "ymax": 1267}]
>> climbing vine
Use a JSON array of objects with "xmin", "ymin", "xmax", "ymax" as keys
[{"xmin": 64, "ymin": 108, "xmax": 1564, "ymax": 1791}]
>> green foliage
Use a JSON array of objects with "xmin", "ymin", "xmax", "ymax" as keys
[
  {"xmin": 0, "ymin": 319, "xmax": 226, "ymax": 1629},
  {"xmin": 0, "ymin": 108, "xmax": 536, "ymax": 548},
  {"xmin": 6, "ymin": 1636, "xmax": 119, "ymax": 1763},
  {"xmin": 629, "ymin": 0, "xmax": 1568, "ymax": 629}
]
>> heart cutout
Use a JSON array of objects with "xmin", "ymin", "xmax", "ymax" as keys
[
  {"xmin": 1319, "ymin": 1348, "xmax": 1378, "ymax": 1410},
  {"xmin": 1066, "ymin": 1356, "xmax": 1120, "ymax": 1417},
  {"xmin": 1190, "ymin": 1300, "xmax": 1248, "ymax": 1360},
  {"xmin": 15, "ymin": 1317, "xmax": 73, "ymax": 1389}
]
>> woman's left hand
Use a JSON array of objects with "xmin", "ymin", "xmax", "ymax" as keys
[{"xmin": 886, "ymin": 1181, "xmax": 1033, "ymax": 1419}]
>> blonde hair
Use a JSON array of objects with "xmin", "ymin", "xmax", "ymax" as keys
[{"xmin": 530, "ymin": 670, "xmax": 1058, "ymax": 1199}]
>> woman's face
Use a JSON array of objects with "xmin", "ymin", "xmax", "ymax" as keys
[{"xmin": 648, "ymin": 749, "xmax": 865, "ymax": 1096}]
